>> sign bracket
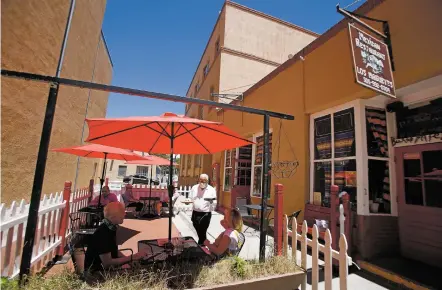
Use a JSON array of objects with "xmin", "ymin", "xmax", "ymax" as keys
[{"xmin": 337, "ymin": 4, "xmax": 395, "ymax": 71}]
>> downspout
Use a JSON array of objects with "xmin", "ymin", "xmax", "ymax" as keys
[{"xmin": 72, "ymin": 33, "xmax": 103, "ymax": 192}]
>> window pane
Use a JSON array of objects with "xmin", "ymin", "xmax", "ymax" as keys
[
  {"xmin": 366, "ymin": 108, "xmax": 388, "ymax": 157},
  {"xmin": 253, "ymin": 166, "xmax": 262, "ymax": 197},
  {"xmin": 403, "ymin": 153, "xmax": 421, "ymax": 177},
  {"xmin": 224, "ymin": 168, "xmax": 232, "ymax": 191},
  {"xmin": 118, "ymin": 166, "xmax": 127, "ymax": 177},
  {"xmin": 404, "ymin": 179, "xmax": 424, "ymax": 205},
  {"xmin": 313, "ymin": 162, "xmax": 331, "ymax": 207},
  {"xmin": 368, "ymin": 160, "xmax": 391, "ymax": 213},
  {"xmin": 423, "ymin": 150, "xmax": 442, "ymax": 208},
  {"xmin": 314, "ymin": 115, "xmax": 332, "ymax": 160},
  {"xmin": 225, "ymin": 150, "xmax": 231, "ymax": 167},
  {"xmin": 236, "ymin": 161, "xmax": 251, "ymax": 186},
  {"xmin": 334, "ymin": 108, "xmax": 356, "ymax": 158},
  {"xmin": 334, "ymin": 160, "xmax": 357, "ymax": 204},
  {"xmin": 425, "ymin": 180, "xmax": 442, "ymax": 208},
  {"xmin": 255, "ymin": 134, "xmax": 272, "ymax": 166},
  {"xmin": 238, "ymin": 145, "xmax": 252, "ymax": 160},
  {"xmin": 136, "ymin": 166, "xmax": 149, "ymax": 177}
]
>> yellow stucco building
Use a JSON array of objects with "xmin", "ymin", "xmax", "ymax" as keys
[{"xmin": 182, "ymin": 0, "xmax": 442, "ymax": 268}]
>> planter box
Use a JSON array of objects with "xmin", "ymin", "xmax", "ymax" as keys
[{"xmin": 190, "ymin": 271, "xmax": 305, "ymax": 290}]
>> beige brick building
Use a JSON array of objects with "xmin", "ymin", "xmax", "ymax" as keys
[
  {"xmin": 1, "ymin": 0, "xmax": 113, "ymax": 203},
  {"xmin": 180, "ymin": 1, "xmax": 318, "ymax": 186}
]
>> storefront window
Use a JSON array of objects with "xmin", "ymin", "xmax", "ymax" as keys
[
  {"xmin": 312, "ymin": 108, "xmax": 356, "ymax": 208},
  {"xmin": 366, "ymin": 107, "xmax": 391, "ymax": 213}
]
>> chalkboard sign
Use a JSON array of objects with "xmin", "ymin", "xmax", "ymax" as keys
[{"xmin": 396, "ymin": 99, "xmax": 442, "ymax": 139}]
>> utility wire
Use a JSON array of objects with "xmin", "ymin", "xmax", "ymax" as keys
[{"xmin": 344, "ymin": 0, "xmax": 363, "ymax": 9}]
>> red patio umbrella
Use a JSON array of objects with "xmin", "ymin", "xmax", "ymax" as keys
[
  {"xmin": 52, "ymin": 143, "xmax": 148, "ymax": 206},
  {"xmin": 125, "ymin": 155, "xmax": 177, "ymax": 218},
  {"xmin": 85, "ymin": 112, "xmax": 254, "ymax": 242}
]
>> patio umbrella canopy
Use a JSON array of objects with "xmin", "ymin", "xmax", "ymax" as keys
[
  {"xmin": 125, "ymin": 156, "xmax": 177, "ymax": 218},
  {"xmin": 52, "ymin": 143, "xmax": 148, "ymax": 206},
  {"xmin": 85, "ymin": 112, "xmax": 254, "ymax": 243}
]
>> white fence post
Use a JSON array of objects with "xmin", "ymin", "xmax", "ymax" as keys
[
  {"xmin": 282, "ymin": 215, "xmax": 288, "ymax": 257},
  {"xmin": 339, "ymin": 234, "xmax": 349, "ymax": 290},
  {"xmin": 301, "ymin": 221, "xmax": 308, "ymax": 290},
  {"xmin": 292, "ymin": 217, "xmax": 298, "ymax": 263},
  {"xmin": 311, "ymin": 225, "xmax": 319, "ymax": 290},
  {"xmin": 324, "ymin": 229, "xmax": 333, "ymax": 290}
]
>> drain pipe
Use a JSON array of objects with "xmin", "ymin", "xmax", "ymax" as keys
[
  {"xmin": 56, "ymin": 0, "xmax": 75, "ymax": 77},
  {"xmin": 72, "ymin": 33, "xmax": 103, "ymax": 192}
]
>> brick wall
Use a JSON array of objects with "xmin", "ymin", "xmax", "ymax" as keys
[{"xmin": 1, "ymin": 0, "xmax": 112, "ymax": 203}]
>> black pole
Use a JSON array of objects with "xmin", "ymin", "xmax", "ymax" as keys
[
  {"xmin": 259, "ymin": 114, "xmax": 270, "ymax": 262},
  {"xmin": 19, "ymin": 83, "xmax": 60, "ymax": 280},
  {"xmin": 98, "ymin": 153, "xmax": 107, "ymax": 207},
  {"xmin": 168, "ymin": 123, "xmax": 175, "ymax": 242}
]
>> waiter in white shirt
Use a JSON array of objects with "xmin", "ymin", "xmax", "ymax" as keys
[{"xmin": 190, "ymin": 173, "xmax": 217, "ymax": 245}]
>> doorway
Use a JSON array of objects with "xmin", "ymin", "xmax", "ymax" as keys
[
  {"xmin": 231, "ymin": 145, "xmax": 252, "ymax": 208},
  {"xmin": 395, "ymin": 142, "xmax": 442, "ymax": 267}
]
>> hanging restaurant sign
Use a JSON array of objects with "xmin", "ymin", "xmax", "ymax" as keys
[{"xmin": 348, "ymin": 23, "xmax": 396, "ymax": 98}]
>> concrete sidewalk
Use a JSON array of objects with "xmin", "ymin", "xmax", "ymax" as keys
[{"xmin": 172, "ymin": 210, "xmax": 391, "ymax": 289}]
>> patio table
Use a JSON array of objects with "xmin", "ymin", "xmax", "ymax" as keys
[
  {"xmin": 242, "ymin": 204, "xmax": 274, "ymax": 231},
  {"xmin": 138, "ymin": 236, "xmax": 213, "ymax": 265}
]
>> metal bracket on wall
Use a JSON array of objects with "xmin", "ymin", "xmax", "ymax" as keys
[{"xmin": 337, "ymin": 4, "xmax": 395, "ymax": 71}]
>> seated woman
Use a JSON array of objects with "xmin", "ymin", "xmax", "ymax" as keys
[
  {"xmin": 84, "ymin": 202, "xmax": 147, "ymax": 273},
  {"xmin": 89, "ymin": 186, "xmax": 118, "ymax": 207},
  {"xmin": 203, "ymin": 209, "xmax": 244, "ymax": 258}
]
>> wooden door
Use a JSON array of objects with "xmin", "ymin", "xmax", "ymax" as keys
[
  {"xmin": 231, "ymin": 145, "xmax": 253, "ymax": 208},
  {"xmin": 395, "ymin": 143, "xmax": 442, "ymax": 267}
]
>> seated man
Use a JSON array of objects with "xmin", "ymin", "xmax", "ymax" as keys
[
  {"xmin": 203, "ymin": 208, "xmax": 244, "ymax": 258},
  {"xmin": 121, "ymin": 185, "xmax": 143, "ymax": 212},
  {"xmin": 84, "ymin": 202, "xmax": 147, "ymax": 273},
  {"xmin": 89, "ymin": 186, "xmax": 118, "ymax": 207}
]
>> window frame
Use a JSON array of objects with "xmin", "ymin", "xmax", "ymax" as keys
[
  {"xmin": 250, "ymin": 130, "xmax": 273, "ymax": 199},
  {"xmin": 118, "ymin": 165, "xmax": 127, "ymax": 177},
  {"xmin": 136, "ymin": 165, "xmax": 149, "ymax": 177},
  {"xmin": 223, "ymin": 150, "xmax": 234, "ymax": 192},
  {"xmin": 204, "ymin": 61, "xmax": 210, "ymax": 77},
  {"xmin": 309, "ymin": 99, "xmax": 397, "ymax": 216}
]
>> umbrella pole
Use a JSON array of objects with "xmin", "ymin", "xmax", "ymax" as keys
[
  {"xmin": 167, "ymin": 123, "xmax": 175, "ymax": 243},
  {"xmin": 98, "ymin": 153, "xmax": 107, "ymax": 207},
  {"xmin": 145, "ymin": 165, "xmax": 154, "ymax": 217}
]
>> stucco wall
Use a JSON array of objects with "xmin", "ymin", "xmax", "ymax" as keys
[
  {"xmin": 1, "ymin": 0, "xmax": 112, "ymax": 203},
  {"xmin": 224, "ymin": 4, "xmax": 317, "ymax": 64},
  {"xmin": 219, "ymin": 53, "xmax": 277, "ymax": 97},
  {"xmin": 214, "ymin": 0, "xmax": 442, "ymax": 218}
]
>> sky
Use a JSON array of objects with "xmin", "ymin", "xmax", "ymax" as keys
[{"xmin": 102, "ymin": 0, "xmax": 365, "ymax": 118}]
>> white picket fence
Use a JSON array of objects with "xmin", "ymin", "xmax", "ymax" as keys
[
  {"xmin": 0, "ymin": 193, "xmax": 66, "ymax": 278},
  {"xmin": 283, "ymin": 214, "xmax": 353, "ymax": 290}
]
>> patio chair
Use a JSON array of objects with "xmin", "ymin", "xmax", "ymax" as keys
[
  {"xmin": 236, "ymin": 232, "xmax": 246, "ymax": 256},
  {"xmin": 267, "ymin": 209, "xmax": 302, "ymax": 230},
  {"xmin": 236, "ymin": 205, "xmax": 257, "ymax": 233}
]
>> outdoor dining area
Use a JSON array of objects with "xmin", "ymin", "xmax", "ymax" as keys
[{"xmin": 49, "ymin": 112, "xmax": 256, "ymax": 281}]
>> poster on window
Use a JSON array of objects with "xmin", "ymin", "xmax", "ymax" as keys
[{"xmin": 348, "ymin": 23, "xmax": 396, "ymax": 98}]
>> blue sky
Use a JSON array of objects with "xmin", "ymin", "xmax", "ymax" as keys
[{"xmin": 102, "ymin": 0, "xmax": 364, "ymax": 118}]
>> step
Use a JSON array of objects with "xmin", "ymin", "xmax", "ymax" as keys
[{"xmin": 357, "ymin": 260, "xmax": 433, "ymax": 290}]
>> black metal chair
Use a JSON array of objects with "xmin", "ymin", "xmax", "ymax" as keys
[
  {"xmin": 267, "ymin": 209, "xmax": 302, "ymax": 229},
  {"xmin": 236, "ymin": 232, "xmax": 246, "ymax": 256}
]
